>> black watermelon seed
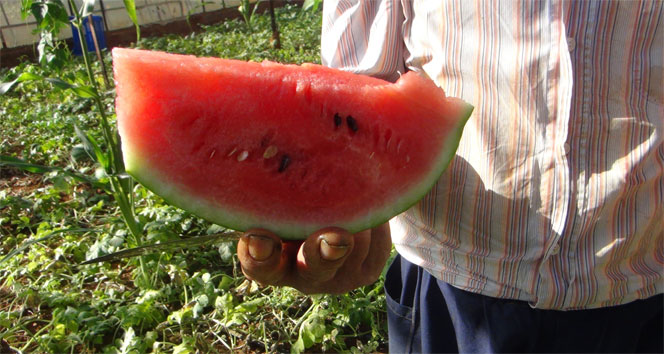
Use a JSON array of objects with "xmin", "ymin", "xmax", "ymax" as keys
[
  {"xmin": 278, "ymin": 155, "xmax": 291, "ymax": 173},
  {"xmin": 334, "ymin": 113, "xmax": 342, "ymax": 128},
  {"xmin": 347, "ymin": 115, "xmax": 359, "ymax": 133}
]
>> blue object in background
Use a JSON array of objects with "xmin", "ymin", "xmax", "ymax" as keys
[{"xmin": 70, "ymin": 15, "xmax": 107, "ymax": 56}]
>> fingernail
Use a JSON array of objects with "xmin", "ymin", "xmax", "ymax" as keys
[
  {"xmin": 319, "ymin": 233, "xmax": 349, "ymax": 261},
  {"xmin": 248, "ymin": 235, "xmax": 275, "ymax": 261}
]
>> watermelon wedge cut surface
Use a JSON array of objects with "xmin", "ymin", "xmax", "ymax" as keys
[{"xmin": 113, "ymin": 48, "xmax": 473, "ymax": 239}]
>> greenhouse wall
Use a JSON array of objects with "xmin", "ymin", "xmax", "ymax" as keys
[{"xmin": 0, "ymin": 0, "xmax": 248, "ymax": 49}]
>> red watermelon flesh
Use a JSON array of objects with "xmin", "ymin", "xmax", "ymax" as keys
[{"xmin": 113, "ymin": 48, "xmax": 473, "ymax": 239}]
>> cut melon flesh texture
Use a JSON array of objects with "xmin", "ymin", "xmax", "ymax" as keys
[{"xmin": 113, "ymin": 48, "xmax": 473, "ymax": 239}]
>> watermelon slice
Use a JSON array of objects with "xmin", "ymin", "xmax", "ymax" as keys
[{"xmin": 113, "ymin": 48, "xmax": 473, "ymax": 239}]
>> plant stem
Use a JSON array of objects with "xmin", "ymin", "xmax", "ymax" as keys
[
  {"xmin": 68, "ymin": 3, "xmax": 146, "ymax": 289},
  {"xmin": 70, "ymin": 4, "xmax": 116, "ymax": 169},
  {"xmin": 268, "ymin": 0, "xmax": 281, "ymax": 49},
  {"xmin": 68, "ymin": 0, "xmax": 142, "ymax": 242},
  {"xmin": 109, "ymin": 176, "xmax": 142, "ymax": 244},
  {"xmin": 87, "ymin": 14, "xmax": 111, "ymax": 88},
  {"xmin": 19, "ymin": 321, "xmax": 53, "ymax": 352}
]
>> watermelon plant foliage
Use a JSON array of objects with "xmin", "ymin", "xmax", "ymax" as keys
[{"xmin": 0, "ymin": 4, "xmax": 389, "ymax": 353}]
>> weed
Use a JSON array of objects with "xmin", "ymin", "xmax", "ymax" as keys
[{"xmin": 0, "ymin": 5, "xmax": 388, "ymax": 353}]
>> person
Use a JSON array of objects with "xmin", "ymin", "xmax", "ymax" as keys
[{"xmin": 237, "ymin": 0, "xmax": 664, "ymax": 352}]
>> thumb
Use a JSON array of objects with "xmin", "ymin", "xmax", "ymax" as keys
[
  {"xmin": 295, "ymin": 228, "xmax": 354, "ymax": 285},
  {"xmin": 237, "ymin": 229, "xmax": 286, "ymax": 286}
]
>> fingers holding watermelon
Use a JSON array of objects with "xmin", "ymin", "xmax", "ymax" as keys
[
  {"xmin": 237, "ymin": 223, "xmax": 392, "ymax": 294},
  {"xmin": 236, "ymin": 231, "xmax": 287, "ymax": 284}
]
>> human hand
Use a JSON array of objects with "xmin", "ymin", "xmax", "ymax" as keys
[{"xmin": 237, "ymin": 223, "xmax": 391, "ymax": 294}]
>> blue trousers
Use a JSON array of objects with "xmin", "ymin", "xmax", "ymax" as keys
[{"xmin": 385, "ymin": 254, "xmax": 664, "ymax": 353}]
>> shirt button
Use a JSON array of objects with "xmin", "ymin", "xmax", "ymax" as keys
[
  {"xmin": 566, "ymin": 37, "xmax": 576, "ymax": 51},
  {"xmin": 563, "ymin": 143, "xmax": 571, "ymax": 155},
  {"xmin": 551, "ymin": 243, "xmax": 561, "ymax": 255}
]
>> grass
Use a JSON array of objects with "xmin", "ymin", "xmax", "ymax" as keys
[{"xmin": 0, "ymin": 5, "xmax": 389, "ymax": 353}]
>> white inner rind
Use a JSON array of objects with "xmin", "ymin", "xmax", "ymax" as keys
[{"xmin": 123, "ymin": 104, "xmax": 473, "ymax": 240}]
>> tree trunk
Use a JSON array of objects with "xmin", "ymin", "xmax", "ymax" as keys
[{"xmin": 268, "ymin": 0, "xmax": 281, "ymax": 49}]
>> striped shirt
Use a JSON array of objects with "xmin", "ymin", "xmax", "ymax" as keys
[{"xmin": 322, "ymin": 0, "xmax": 663, "ymax": 310}]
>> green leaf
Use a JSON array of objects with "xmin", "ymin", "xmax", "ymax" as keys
[
  {"xmin": 20, "ymin": 0, "xmax": 34, "ymax": 19},
  {"xmin": 217, "ymin": 240, "xmax": 236, "ymax": 264},
  {"xmin": 30, "ymin": 1, "xmax": 46, "ymax": 25},
  {"xmin": 80, "ymin": 232, "xmax": 240, "ymax": 264},
  {"xmin": 218, "ymin": 274, "xmax": 234, "ymax": 291},
  {"xmin": 172, "ymin": 337, "xmax": 196, "ymax": 354},
  {"xmin": 0, "ymin": 72, "xmax": 42, "ymax": 95},
  {"xmin": 80, "ymin": 0, "xmax": 96, "ymax": 17},
  {"xmin": 0, "ymin": 155, "xmax": 107, "ymax": 190},
  {"xmin": 71, "ymin": 144, "xmax": 91, "ymax": 163},
  {"xmin": 44, "ymin": 78, "xmax": 98, "ymax": 98},
  {"xmin": 291, "ymin": 337, "xmax": 305, "ymax": 354},
  {"xmin": 51, "ymin": 174, "xmax": 70, "ymax": 192},
  {"xmin": 167, "ymin": 306, "xmax": 193, "ymax": 325},
  {"xmin": 237, "ymin": 297, "xmax": 264, "ymax": 313},
  {"xmin": 1, "ymin": 73, "xmax": 94, "ymax": 98},
  {"xmin": 117, "ymin": 327, "xmax": 136, "ymax": 354},
  {"xmin": 74, "ymin": 125, "xmax": 109, "ymax": 169},
  {"xmin": 302, "ymin": 0, "xmax": 322, "ymax": 12},
  {"xmin": 37, "ymin": 32, "xmax": 69, "ymax": 71},
  {"xmin": 30, "ymin": 1, "xmax": 69, "ymax": 31},
  {"xmin": 214, "ymin": 292, "xmax": 234, "ymax": 312},
  {"xmin": 0, "ymin": 155, "xmax": 56, "ymax": 174},
  {"xmin": 47, "ymin": 1, "xmax": 71, "ymax": 24},
  {"xmin": 0, "ymin": 228, "xmax": 94, "ymax": 265},
  {"xmin": 122, "ymin": 0, "xmax": 141, "ymax": 41}
]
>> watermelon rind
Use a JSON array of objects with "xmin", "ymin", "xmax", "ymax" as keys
[{"xmin": 122, "ymin": 103, "xmax": 473, "ymax": 240}]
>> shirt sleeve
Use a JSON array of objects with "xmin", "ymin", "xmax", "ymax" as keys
[{"xmin": 321, "ymin": 0, "xmax": 405, "ymax": 82}]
